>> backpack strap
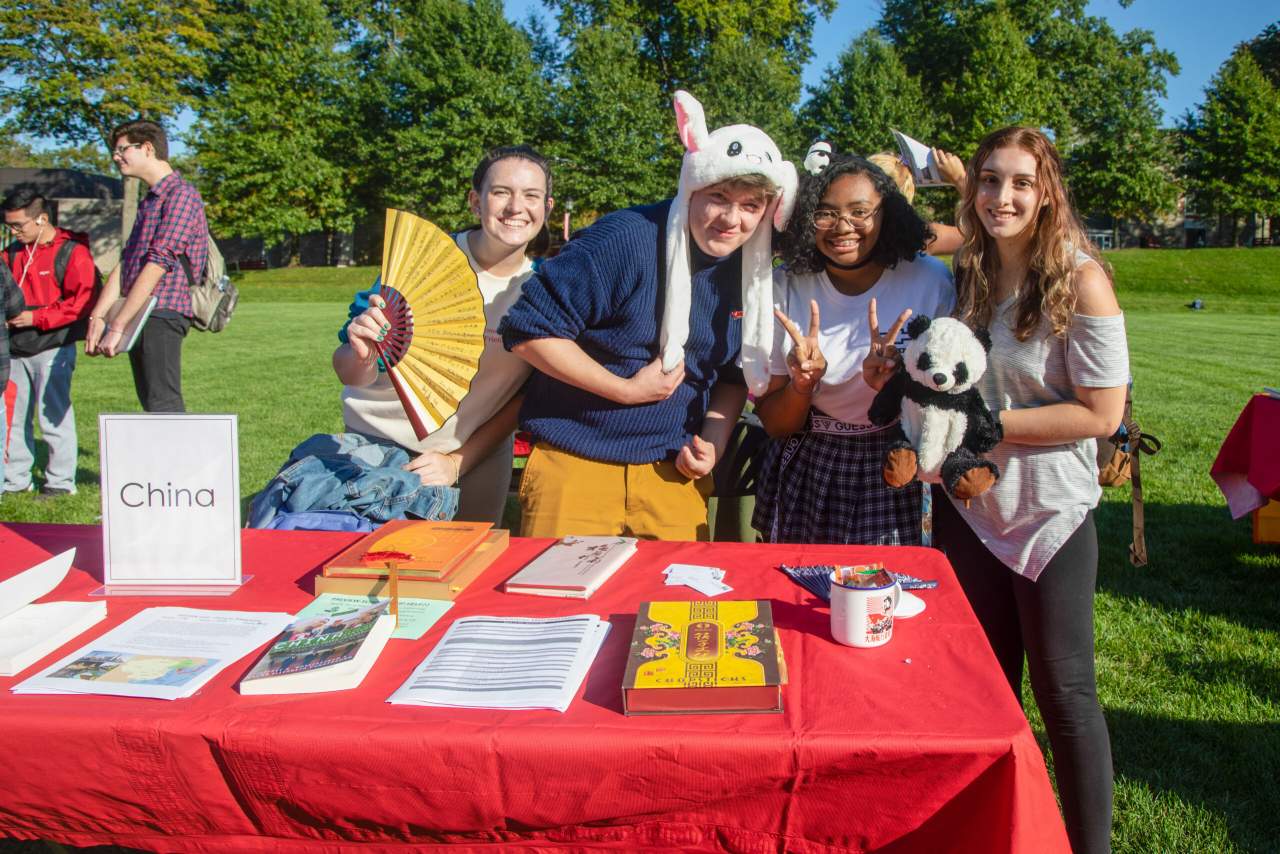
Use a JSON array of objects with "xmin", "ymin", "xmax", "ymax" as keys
[
  {"xmin": 53, "ymin": 240, "xmax": 75, "ymax": 288},
  {"xmin": 1128, "ymin": 423, "xmax": 1148, "ymax": 567},
  {"xmin": 178, "ymin": 252, "xmax": 198, "ymax": 289},
  {"xmin": 1126, "ymin": 426, "xmax": 1163, "ymax": 567}
]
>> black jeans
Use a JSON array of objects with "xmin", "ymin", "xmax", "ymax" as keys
[
  {"xmin": 128, "ymin": 311, "xmax": 191, "ymax": 413},
  {"xmin": 933, "ymin": 488, "xmax": 1113, "ymax": 854}
]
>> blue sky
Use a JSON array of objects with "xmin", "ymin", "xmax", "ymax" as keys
[{"xmin": 505, "ymin": 0, "xmax": 1277, "ymax": 126}]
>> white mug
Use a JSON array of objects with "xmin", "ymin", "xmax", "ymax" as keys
[{"xmin": 829, "ymin": 570, "xmax": 901, "ymax": 648}]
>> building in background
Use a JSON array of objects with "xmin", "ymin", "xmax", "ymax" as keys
[{"xmin": 0, "ymin": 168, "xmax": 122, "ymax": 271}]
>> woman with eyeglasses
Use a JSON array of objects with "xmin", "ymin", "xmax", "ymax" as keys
[
  {"xmin": 331, "ymin": 145, "xmax": 553, "ymax": 526},
  {"xmin": 752, "ymin": 153, "xmax": 954, "ymax": 545}
]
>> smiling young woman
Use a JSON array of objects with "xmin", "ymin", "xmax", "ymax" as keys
[
  {"xmin": 752, "ymin": 154, "xmax": 955, "ymax": 546},
  {"xmin": 333, "ymin": 145, "xmax": 554, "ymax": 526},
  {"xmin": 936, "ymin": 126, "xmax": 1129, "ymax": 854}
]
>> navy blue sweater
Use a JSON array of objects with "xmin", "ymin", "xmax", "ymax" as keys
[{"xmin": 499, "ymin": 200, "xmax": 745, "ymax": 464}]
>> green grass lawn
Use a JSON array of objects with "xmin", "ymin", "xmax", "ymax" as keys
[{"xmin": 1, "ymin": 248, "xmax": 1277, "ymax": 852}]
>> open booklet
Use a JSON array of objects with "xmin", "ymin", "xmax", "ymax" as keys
[
  {"xmin": 388, "ymin": 615, "xmax": 610, "ymax": 712},
  {"xmin": 891, "ymin": 129, "xmax": 946, "ymax": 187},
  {"xmin": 11, "ymin": 607, "xmax": 291, "ymax": 700},
  {"xmin": 0, "ymin": 549, "xmax": 107, "ymax": 677}
]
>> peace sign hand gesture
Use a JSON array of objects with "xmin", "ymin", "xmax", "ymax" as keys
[
  {"xmin": 862, "ymin": 297, "xmax": 912, "ymax": 391},
  {"xmin": 774, "ymin": 299, "xmax": 827, "ymax": 395}
]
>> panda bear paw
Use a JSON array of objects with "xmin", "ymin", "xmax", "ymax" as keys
[
  {"xmin": 948, "ymin": 462, "xmax": 998, "ymax": 501},
  {"xmin": 883, "ymin": 446, "xmax": 919, "ymax": 488}
]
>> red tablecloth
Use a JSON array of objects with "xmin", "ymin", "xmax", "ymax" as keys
[
  {"xmin": 1211, "ymin": 393, "xmax": 1280, "ymax": 519},
  {"xmin": 0, "ymin": 523, "xmax": 1069, "ymax": 854}
]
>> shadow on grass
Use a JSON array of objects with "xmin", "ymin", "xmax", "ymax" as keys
[
  {"xmin": 1107, "ymin": 707, "xmax": 1280, "ymax": 852},
  {"xmin": 1094, "ymin": 499, "xmax": 1278, "ymax": 633},
  {"xmin": 1159, "ymin": 650, "xmax": 1280, "ymax": 706}
]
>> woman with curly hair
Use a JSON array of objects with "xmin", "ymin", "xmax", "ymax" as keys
[
  {"xmin": 752, "ymin": 154, "xmax": 954, "ymax": 545},
  {"xmin": 930, "ymin": 126, "xmax": 1127, "ymax": 854}
]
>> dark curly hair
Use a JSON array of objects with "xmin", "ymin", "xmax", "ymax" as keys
[{"xmin": 779, "ymin": 154, "xmax": 929, "ymax": 274}]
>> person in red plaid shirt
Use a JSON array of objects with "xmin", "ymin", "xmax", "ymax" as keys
[{"xmin": 86, "ymin": 119, "xmax": 208, "ymax": 412}]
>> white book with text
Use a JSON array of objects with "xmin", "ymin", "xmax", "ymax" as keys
[{"xmin": 503, "ymin": 535, "xmax": 638, "ymax": 599}]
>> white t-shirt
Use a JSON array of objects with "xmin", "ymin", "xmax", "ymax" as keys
[
  {"xmin": 769, "ymin": 255, "xmax": 955, "ymax": 430},
  {"xmin": 341, "ymin": 232, "xmax": 535, "ymax": 453}
]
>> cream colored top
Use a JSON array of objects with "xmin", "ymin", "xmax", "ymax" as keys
[{"xmin": 341, "ymin": 232, "xmax": 534, "ymax": 453}]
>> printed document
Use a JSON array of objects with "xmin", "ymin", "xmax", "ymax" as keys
[
  {"xmin": 12, "ymin": 607, "xmax": 291, "ymax": 700},
  {"xmin": 389, "ymin": 615, "xmax": 609, "ymax": 712}
]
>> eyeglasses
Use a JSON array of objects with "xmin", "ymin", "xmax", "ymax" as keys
[
  {"xmin": 812, "ymin": 207, "xmax": 880, "ymax": 230},
  {"xmin": 4, "ymin": 219, "xmax": 33, "ymax": 233},
  {"xmin": 112, "ymin": 142, "xmax": 144, "ymax": 158}
]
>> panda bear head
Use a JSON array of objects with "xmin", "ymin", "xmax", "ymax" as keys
[{"xmin": 902, "ymin": 315, "xmax": 992, "ymax": 395}]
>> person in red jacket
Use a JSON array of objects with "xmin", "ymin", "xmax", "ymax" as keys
[{"xmin": 2, "ymin": 189, "xmax": 97, "ymax": 497}]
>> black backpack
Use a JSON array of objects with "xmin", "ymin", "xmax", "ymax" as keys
[{"xmin": 5, "ymin": 237, "xmax": 102, "ymax": 357}]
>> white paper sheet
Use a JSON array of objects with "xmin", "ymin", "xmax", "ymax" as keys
[
  {"xmin": 388, "ymin": 615, "xmax": 609, "ymax": 712},
  {"xmin": 12, "ymin": 607, "xmax": 291, "ymax": 700}
]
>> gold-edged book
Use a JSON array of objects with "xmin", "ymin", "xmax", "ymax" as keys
[
  {"xmin": 321, "ymin": 519, "xmax": 493, "ymax": 579},
  {"xmin": 621, "ymin": 599, "xmax": 785, "ymax": 715},
  {"xmin": 315, "ymin": 530, "xmax": 509, "ymax": 601}
]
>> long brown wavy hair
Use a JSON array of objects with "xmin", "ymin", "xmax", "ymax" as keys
[{"xmin": 954, "ymin": 127, "xmax": 1109, "ymax": 341}]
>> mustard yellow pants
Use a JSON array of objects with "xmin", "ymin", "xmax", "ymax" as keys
[{"xmin": 517, "ymin": 443, "xmax": 712, "ymax": 541}]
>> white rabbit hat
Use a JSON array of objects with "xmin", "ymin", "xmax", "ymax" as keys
[{"xmin": 663, "ymin": 90, "xmax": 798, "ymax": 396}]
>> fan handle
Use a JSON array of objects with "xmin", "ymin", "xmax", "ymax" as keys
[{"xmin": 373, "ymin": 340, "xmax": 432, "ymax": 441}]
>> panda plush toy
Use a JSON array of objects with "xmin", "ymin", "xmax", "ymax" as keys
[{"xmin": 868, "ymin": 315, "xmax": 1004, "ymax": 501}]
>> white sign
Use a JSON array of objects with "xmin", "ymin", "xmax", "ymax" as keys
[{"xmin": 100, "ymin": 414, "xmax": 241, "ymax": 587}]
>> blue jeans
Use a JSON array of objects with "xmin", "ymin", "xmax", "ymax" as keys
[
  {"xmin": 5, "ymin": 344, "xmax": 77, "ymax": 493},
  {"xmin": 248, "ymin": 432, "xmax": 459, "ymax": 528}
]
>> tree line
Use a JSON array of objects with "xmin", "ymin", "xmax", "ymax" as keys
[{"xmin": 2, "ymin": 1, "xmax": 1277, "ymax": 256}]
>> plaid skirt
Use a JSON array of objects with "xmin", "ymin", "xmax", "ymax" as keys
[{"xmin": 752, "ymin": 415, "xmax": 925, "ymax": 546}]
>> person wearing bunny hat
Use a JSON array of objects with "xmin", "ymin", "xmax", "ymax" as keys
[{"xmin": 500, "ymin": 90, "xmax": 797, "ymax": 541}]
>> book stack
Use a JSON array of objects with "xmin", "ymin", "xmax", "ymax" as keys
[
  {"xmin": 621, "ymin": 600, "xmax": 786, "ymax": 715},
  {"xmin": 314, "ymin": 520, "xmax": 509, "ymax": 601}
]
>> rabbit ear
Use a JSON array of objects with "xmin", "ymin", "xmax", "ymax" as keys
[
  {"xmin": 673, "ymin": 90, "xmax": 709, "ymax": 153},
  {"xmin": 773, "ymin": 161, "xmax": 799, "ymax": 231}
]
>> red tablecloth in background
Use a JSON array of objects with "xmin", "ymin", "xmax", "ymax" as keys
[
  {"xmin": 1211, "ymin": 393, "xmax": 1280, "ymax": 518},
  {"xmin": 0, "ymin": 523, "xmax": 1069, "ymax": 854}
]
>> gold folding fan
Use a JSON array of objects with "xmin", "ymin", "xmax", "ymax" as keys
[{"xmin": 373, "ymin": 209, "xmax": 485, "ymax": 441}]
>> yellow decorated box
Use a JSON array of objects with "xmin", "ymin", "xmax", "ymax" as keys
[{"xmin": 621, "ymin": 600, "xmax": 783, "ymax": 715}]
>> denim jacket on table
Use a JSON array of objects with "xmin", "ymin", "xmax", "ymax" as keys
[{"xmin": 248, "ymin": 433, "xmax": 458, "ymax": 528}]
